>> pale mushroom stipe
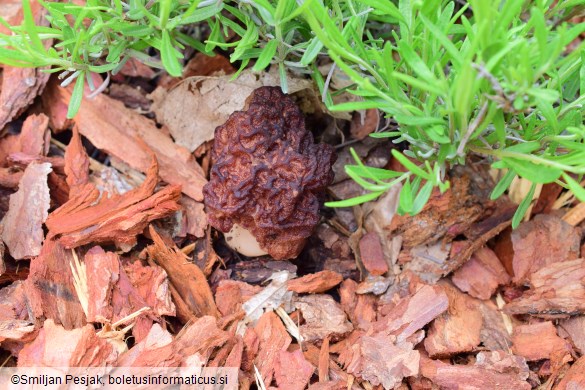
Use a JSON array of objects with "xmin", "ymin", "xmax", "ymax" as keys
[{"xmin": 203, "ymin": 86, "xmax": 336, "ymax": 260}]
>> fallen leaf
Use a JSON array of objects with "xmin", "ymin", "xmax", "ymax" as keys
[
  {"xmin": 242, "ymin": 270, "xmax": 293, "ymax": 323},
  {"xmin": 150, "ymin": 69, "xmax": 314, "ymax": 152}
]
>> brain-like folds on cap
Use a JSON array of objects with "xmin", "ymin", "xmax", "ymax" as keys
[{"xmin": 203, "ymin": 86, "xmax": 336, "ymax": 259}]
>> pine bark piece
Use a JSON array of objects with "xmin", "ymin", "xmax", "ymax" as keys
[
  {"xmin": 373, "ymin": 284, "xmax": 449, "ymax": 341},
  {"xmin": 359, "ymin": 232, "xmax": 388, "ymax": 275},
  {"xmin": 0, "ymin": 3, "xmax": 50, "ymax": 130},
  {"xmin": 178, "ymin": 195, "xmax": 207, "ymax": 238},
  {"xmin": 339, "ymin": 279, "xmax": 377, "ymax": 330},
  {"xmin": 0, "ymin": 281, "xmax": 34, "ymax": 342},
  {"xmin": 129, "ymin": 316, "xmax": 231, "ymax": 366},
  {"xmin": 18, "ymin": 113, "xmax": 50, "ymax": 157},
  {"xmin": 505, "ymin": 258, "xmax": 585, "ymax": 317},
  {"xmin": 508, "ymin": 214, "xmax": 580, "ymax": 284},
  {"xmin": 48, "ymin": 82, "xmax": 207, "ymax": 201},
  {"xmin": 559, "ymin": 316, "xmax": 585, "ymax": 354},
  {"xmin": 287, "ymin": 270, "xmax": 343, "ymax": 293},
  {"xmin": 18, "ymin": 319, "xmax": 116, "ymax": 367},
  {"xmin": 294, "ymin": 294, "xmax": 353, "ymax": 343},
  {"xmin": 254, "ymin": 311, "xmax": 292, "ymax": 385},
  {"xmin": 401, "ymin": 242, "xmax": 451, "ymax": 284},
  {"xmin": 388, "ymin": 174, "xmax": 489, "ymax": 248},
  {"xmin": 46, "ymin": 140, "xmax": 181, "ymax": 249},
  {"xmin": 555, "ymin": 356, "xmax": 585, "ymax": 390},
  {"xmin": 2, "ymin": 162, "xmax": 51, "ymax": 259},
  {"xmin": 338, "ymin": 333, "xmax": 419, "ymax": 389},
  {"xmin": 511, "ymin": 322, "xmax": 572, "ymax": 362},
  {"xmin": 451, "ymin": 246, "xmax": 510, "ymax": 300},
  {"xmin": 147, "ymin": 226, "xmax": 218, "ymax": 318},
  {"xmin": 215, "ymin": 280, "xmax": 261, "ymax": 317},
  {"xmin": 274, "ymin": 349, "xmax": 315, "ymax": 390},
  {"xmin": 478, "ymin": 300, "xmax": 513, "ymax": 352},
  {"xmin": 318, "ymin": 336, "xmax": 330, "ymax": 382},
  {"xmin": 424, "ymin": 283, "xmax": 483, "ymax": 358},
  {"xmin": 84, "ymin": 246, "xmax": 119, "ymax": 323},
  {"xmin": 116, "ymin": 323, "xmax": 173, "ymax": 366},
  {"xmin": 124, "ymin": 259, "xmax": 175, "ymax": 318},
  {"xmin": 64, "ymin": 127, "xmax": 90, "ymax": 198},
  {"xmin": 420, "ymin": 350, "xmax": 530, "ymax": 390},
  {"xmin": 24, "ymin": 240, "xmax": 86, "ymax": 329}
]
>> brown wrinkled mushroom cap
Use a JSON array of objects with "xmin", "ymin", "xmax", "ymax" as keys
[{"xmin": 203, "ymin": 86, "xmax": 336, "ymax": 260}]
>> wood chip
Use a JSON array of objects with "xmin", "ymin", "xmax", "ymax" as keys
[
  {"xmin": 350, "ymin": 109, "xmax": 379, "ymax": 140},
  {"xmin": 124, "ymin": 259, "xmax": 175, "ymax": 318},
  {"xmin": 147, "ymin": 226, "xmax": 218, "ymax": 318},
  {"xmin": 401, "ymin": 242, "xmax": 450, "ymax": 284},
  {"xmin": 505, "ymin": 214, "xmax": 580, "ymax": 284},
  {"xmin": 18, "ymin": 113, "xmax": 50, "ymax": 156},
  {"xmin": 505, "ymin": 258, "xmax": 585, "ymax": 317},
  {"xmin": 424, "ymin": 283, "xmax": 483, "ymax": 358},
  {"xmin": 339, "ymin": 279, "xmax": 377, "ymax": 330},
  {"xmin": 18, "ymin": 319, "xmax": 116, "ymax": 367},
  {"xmin": 129, "ymin": 316, "xmax": 230, "ymax": 366},
  {"xmin": 294, "ymin": 294, "xmax": 353, "ymax": 343},
  {"xmin": 451, "ymin": 246, "xmax": 510, "ymax": 300},
  {"xmin": 274, "ymin": 349, "xmax": 315, "ymax": 390},
  {"xmin": 338, "ymin": 333, "xmax": 419, "ymax": 389},
  {"xmin": 318, "ymin": 336, "xmax": 330, "ymax": 382},
  {"xmin": 373, "ymin": 284, "xmax": 449, "ymax": 341},
  {"xmin": 25, "ymin": 240, "xmax": 86, "ymax": 329},
  {"xmin": 559, "ymin": 316, "xmax": 585, "ymax": 354},
  {"xmin": 84, "ymin": 246, "xmax": 119, "ymax": 322},
  {"xmin": 420, "ymin": 350, "xmax": 530, "ymax": 390},
  {"xmin": 388, "ymin": 175, "xmax": 488, "ymax": 248},
  {"xmin": 47, "ymin": 82, "xmax": 207, "ymax": 200},
  {"xmin": 215, "ymin": 280, "xmax": 261, "ymax": 317},
  {"xmin": 287, "ymin": 270, "xmax": 343, "ymax": 293},
  {"xmin": 511, "ymin": 321, "xmax": 572, "ymax": 363},
  {"xmin": 179, "ymin": 195, "xmax": 207, "ymax": 238},
  {"xmin": 2, "ymin": 162, "xmax": 51, "ymax": 259},
  {"xmin": 555, "ymin": 356, "xmax": 585, "ymax": 390},
  {"xmin": 359, "ymin": 232, "xmax": 389, "ymax": 275},
  {"xmin": 0, "ymin": 281, "xmax": 34, "ymax": 342},
  {"xmin": 0, "ymin": 4, "xmax": 50, "ymax": 130},
  {"xmin": 46, "ymin": 140, "xmax": 181, "ymax": 249},
  {"xmin": 254, "ymin": 311, "xmax": 292, "ymax": 385},
  {"xmin": 478, "ymin": 300, "xmax": 513, "ymax": 352}
]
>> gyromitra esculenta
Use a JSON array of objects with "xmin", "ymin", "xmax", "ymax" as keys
[{"xmin": 203, "ymin": 86, "xmax": 336, "ymax": 260}]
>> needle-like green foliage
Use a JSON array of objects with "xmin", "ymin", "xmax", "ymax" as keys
[{"xmin": 1, "ymin": 0, "xmax": 584, "ymax": 227}]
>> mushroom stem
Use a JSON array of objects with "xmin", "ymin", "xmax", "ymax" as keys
[{"xmin": 224, "ymin": 223, "xmax": 268, "ymax": 257}]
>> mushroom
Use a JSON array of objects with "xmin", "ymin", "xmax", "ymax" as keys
[{"xmin": 203, "ymin": 86, "xmax": 336, "ymax": 260}]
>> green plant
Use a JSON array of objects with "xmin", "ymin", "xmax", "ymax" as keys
[
  {"xmin": 1, "ymin": 0, "xmax": 584, "ymax": 228},
  {"xmin": 308, "ymin": 0, "xmax": 585, "ymax": 228},
  {"xmin": 0, "ymin": 0, "xmax": 224, "ymax": 117}
]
